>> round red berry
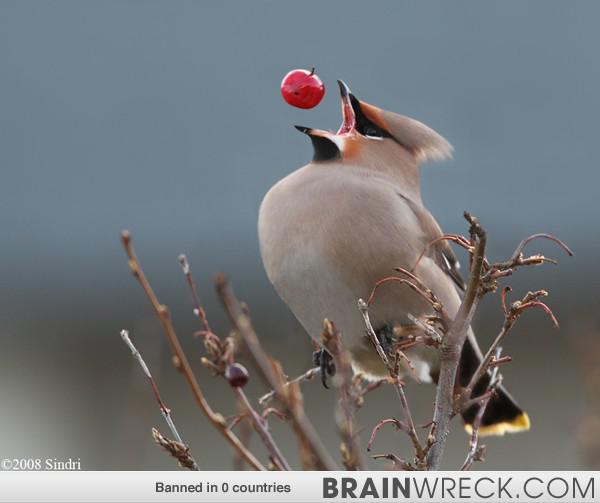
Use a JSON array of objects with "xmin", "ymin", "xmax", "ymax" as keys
[
  {"xmin": 225, "ymin": 363, "xmax": 249, "ymax": 388},
  {"xmin": 280, "ymin": 68, "xmax": 325, "ymax": 109}
]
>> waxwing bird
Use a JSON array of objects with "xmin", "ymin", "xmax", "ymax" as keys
[{"xmin": 258, "ymin": 80, "xmax": 529, "ymax": 436}]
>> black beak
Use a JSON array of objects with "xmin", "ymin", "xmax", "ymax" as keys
[
  {"xmin": 294, "ymin": 126, "xmax": 340, "ymax": 162},
  {"xmin": 294, "ymin": 125, "xmax": 312, "ymax": 135},
  {"xmin": 337, "ymin": 79, "xmax": 351, "ymax": 99}
]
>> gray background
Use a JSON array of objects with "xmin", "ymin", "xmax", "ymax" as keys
[{"xmin": 1, "ymin": 0, "xmax": 598, "ymax": 470}]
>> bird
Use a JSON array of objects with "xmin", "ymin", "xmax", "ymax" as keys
[{"xmin": 258, "ymin": 79, "xmax": 529, "ymax": 436}]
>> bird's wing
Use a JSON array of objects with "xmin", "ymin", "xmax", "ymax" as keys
[
  {"xmin": 396, "ymin": 194, "xmax": 487, "ymax": 372},
  {"xmin": 399, "ymin": 193, "xmax": 466, "ymax": 292},
  {"xmin": 435, "ymin": 237, "xmax": 466, "ymax": 292}
]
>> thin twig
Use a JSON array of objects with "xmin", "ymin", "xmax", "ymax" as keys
[
  {"xmin": 358, "ymin": 298, "xmax": 425, "ymax": 466},
  {"xmin": 121, "ymin": 231, "xmax": 265, "ymax": 471},
  {"xmin": 177, "ymin": 254, "xmax": 290, "ymax": 470},
  {"xmin": 510, "ymin": 233, "xmax": 574, "ymax": 262},
  {"xmin": 322, "ymin": 319, "xmax": 366, "ymax": 470},
  {"xmin": 262, "ymin": 407, "xmax": 288, "ymax": 422},
  {"xmin": 426, "ymin": 212, "xmax": 487, "ymax": 471},
  {"xmin": 152, "ymin": 428, "xmax": 199, "ymax": 471},
  {"xmin": 367, "ymin": 273, "xmax": 448, "ymax": 325},
  {"xmin": 358, "ymin": 377, "xmax": 389, "ymax": 397},
  {"xmin": 232, "ymin": 413, "xmax": 253, "ymax": 471},
  {"xmin": 367, "ymin": 418, "xmax": 406, "ymax": 452},
  {"xmin": 478, "ymin": 234, "xmax": 573, "ymax": 294},
  {"xmin": 461, "ymin": 348, "xmax": 503, "ymax": 471},
  {"xmin": 259, "ymin": 367, "xmax": 321, "ymax": 406},
  {"xmin": 234, "ymin": 388, "xmax": 291, "ymax": 470},
  {"xmin": 120, "ymin": 329, "xmax": 199, "ymax": 470},
  {"xmin": 178, "ymin": 254, "xmax": 213, "ymax": 334},
  {"xmin": 412, "ymin": 234, "xmax": 473, "ymax": 272},
  {"xmin": 372, "ymin": 453, "xmax": 415, "ymax": 471},
  {"xmin": 215, "ymin": 274, "xmax": 338, "ymax": 471},
  {"xmin": 227, "ymin": 413, "xmax": 248, "ymax": 431},
  {"xmin": 407, "ymin": 313, "xmax": 443, "ymax": 344},
  {"xmin": 120, "ymin": 331, "xmax": 184, "ymax": 445},
  {"xmin": 464, "ymin": 289, "xmax": 559, "ymax": 400}
]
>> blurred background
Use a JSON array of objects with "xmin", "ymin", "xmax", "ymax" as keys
[{"xmin": 1, "ymin": 0, "xmax": 599, "ymax": 470}]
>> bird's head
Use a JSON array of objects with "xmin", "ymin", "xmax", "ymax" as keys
[{"xmin": 295, "ymin": 80, "xmax": 453, "ymax": 167}]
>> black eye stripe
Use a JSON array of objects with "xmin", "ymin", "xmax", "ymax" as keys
[{"xmin": 349, "ymin": 95, "xmax": 391, "ymax": 139}]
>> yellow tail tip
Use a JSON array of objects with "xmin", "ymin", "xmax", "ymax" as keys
[{"xmin": 464, "ymin": 412, "xmax": 530, "ymax": 437}]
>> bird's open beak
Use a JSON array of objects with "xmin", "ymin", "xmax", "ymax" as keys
[
  {"xmin": 336, "ymin": 80, "xmax": 356, "ymax": 135},
  {"xmin": 294, "ymin": 79, "xmax": 356, "ymax": 140},
  {"xmin": 294, "ymin": 125, "xmax": 331, "ymax": 139}
]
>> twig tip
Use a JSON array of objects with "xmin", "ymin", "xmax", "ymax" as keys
[
  {"xmin": 121, "ymin": 230, "xmax": 131, "ymax": 244},
  {"xmin": 178, "ymin": 254, "xmax": 190, "ymax": 274}
]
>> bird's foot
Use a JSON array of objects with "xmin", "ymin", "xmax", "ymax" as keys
[
  {"xmin": 375, "ymin": 325, "xmax": 396, "ymax": 356},
  {"xmin": 313, "ymin": 348, "xmax": 336, "ymax": 389}
]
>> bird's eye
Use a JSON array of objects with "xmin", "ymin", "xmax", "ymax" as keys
[{"xmin": 364, "ymin": 126, "xmax": 383, "ymax": 138}]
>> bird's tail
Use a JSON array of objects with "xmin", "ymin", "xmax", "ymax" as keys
[{"xmin": 459, "ymin": 338, "xmax": 530, "ymax": 437}]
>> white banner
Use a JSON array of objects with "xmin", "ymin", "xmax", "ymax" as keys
[{"xmin": 0, "ymin": 471, "xmax": 598, "ymax": 502}]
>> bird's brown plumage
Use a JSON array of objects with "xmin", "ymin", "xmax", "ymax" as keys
[{"xmin": 258, "ymin": 81, "xmax": 529, "ymax": 436}]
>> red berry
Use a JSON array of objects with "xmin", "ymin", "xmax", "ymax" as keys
[
  {"xmin": 280, "ymin": 68, "xmax": 325, "ymax": 109},
  {"xmin": 225, "ymin": 363, "xmax": 249, "ymax": 388}
]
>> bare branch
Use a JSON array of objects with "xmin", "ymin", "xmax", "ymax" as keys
[
  {"xmin": 358, "ymin": 298, "xmax": 425, "ymax": 467},
  {"xmin": 215, "ymin": 274, "xmax": 337, "ymax": 470},
  {"xmin": 121, "ymin": 209, "xmax": 572, "ymax": 472},
  {"xmin": 120, "ymin": 329, "xmax": 199, "ymax": 470},
  {"xmin": 121, "ymin": 231, "xmax": 265, "ymax": 471},
  {"xmin": 372, "ymin": 453, "xmax": 415, "ymax": 471},
  {"xmin": 412, "ymin": 234, "xmax": 473, "ymax": 272},
  {"xmin": 367, "ymin": 418, "xmax": 406, "ymax": 452},
  {"xmin": 427, "ymin": 211, "xmax": 487, "ymax": 471},
  {"xmin": 368, "ymin": 272, "xmax": 448, "ymax": 325},
  {"xmin": 461, "ymin": 348, "xmax": 503, "ymax": 471},
  {"xmin": 177, "ymin": 254, "xmax": 290, "ymax": 470},
  {"xmin": 259, "ymin": 367, "xmax": 321, "ymax": 406},
  {"xmin": 177, "ymin": 254, "xmax": 213, "ymax": 335},
  {"xmin": 407, "ymin": 313, "xmax": 443, "ymax": 344},
  {"xmin": 232, "ymin": 414, "xmax": 253, "ymax": 471},
  {"xmin": 152, "ymin": 428, "xmax": 199, "ymax": 471},
  {"xmin": 234, "ymin": 387, "xmax": 291, "ymax": 470},
  {"xmin": 465, "ymin": 289, "xmax": 559, "ymax": 399},
  {"xmin": 321, "ymin": 319, "xmax": 366, "ymax": 470},
  {"xmin": 510, "ymin": 233, "xmax": 574, "ymax": 262}
]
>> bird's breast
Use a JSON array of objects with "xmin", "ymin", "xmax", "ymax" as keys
[{"xmin": 258, "ymin": 164, "xmax": 445, "ymax": 377}]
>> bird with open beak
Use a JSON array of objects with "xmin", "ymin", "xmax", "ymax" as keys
[{"xmin": 258, "ymin": 80, "xmax": 529, "ymax": 436}]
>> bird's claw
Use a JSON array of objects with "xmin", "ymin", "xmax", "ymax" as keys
[
  {"xmin": 313, "ymin": 349, "xmax": 336, "ymax": 388},
  {"xmin": 376, "ymin": 325, "xmax": 395, "ymax": 356}
]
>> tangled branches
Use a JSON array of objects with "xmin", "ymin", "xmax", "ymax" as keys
[
  {"xmin": 362, "ymin": 212, "xmax": 572, "ymax": 470},
  {"xmin": 118, "ymin": 212, "xmax": 571, "ymax": 470}
]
